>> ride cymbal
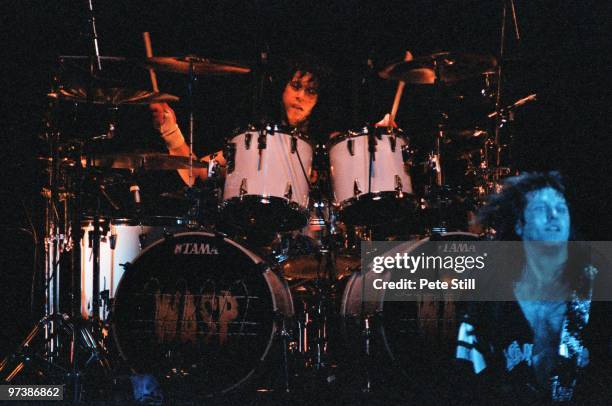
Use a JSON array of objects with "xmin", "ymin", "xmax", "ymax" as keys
[{"xmin": 380, "ymin": 52, "xmax": 497, "ymax": 84}]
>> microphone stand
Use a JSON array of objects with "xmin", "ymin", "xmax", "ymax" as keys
[{"xmin": 492, "ymin": 0, "xmax": 521, "ymax": 176}]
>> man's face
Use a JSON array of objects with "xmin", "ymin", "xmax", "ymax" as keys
[
  {"xmin": 282, "ymin": 71, "xmax": 319, "ymax": 127},
  {"xmin": 515, "ymin": 187, "xmax": 570, "ymax": 242}
]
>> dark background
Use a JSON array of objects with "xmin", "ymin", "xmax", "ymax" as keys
[{"xmin": 0, "ymin": 0, "xmax": 609, "ymax": 359}]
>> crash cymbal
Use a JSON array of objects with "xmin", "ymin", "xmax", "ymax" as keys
[
  {"xmin": 48, "ymin": 87, "xmax": 179, "ymax": 105},
  {"xmin": 380, "ymin": 52, "xmax": 497, "ymax": 84},
  {"xmin": 86, "ymin": 152, "xmax": 207, "ymax": 170},
  {"xmin": 142, "ymin": 56, "xmax": 251, "ymax": 75}
]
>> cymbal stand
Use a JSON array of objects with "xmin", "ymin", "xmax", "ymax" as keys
[
  {"xmin": 426, "ymin": 56, "xmax": 451, "ymax": 233},
  {"xmin": 42, "ymin": 99, "xmax": 65, "ymax": 362},
  {"xmin": 489, "ymin": 0, "xmax": 522, "ymax": 185},
  {"xmin": 184, "ymin": 58, "xmax": 203, "ymax": 229}
]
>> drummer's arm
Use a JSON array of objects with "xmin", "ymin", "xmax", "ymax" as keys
[{"xmin": 151, "ymin": 102, "xmax": 207, "ymax": 185}]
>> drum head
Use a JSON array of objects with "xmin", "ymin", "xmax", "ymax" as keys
[{"xmin": 112, "ymin": 232, "xmax": 290, "ymax": 396}]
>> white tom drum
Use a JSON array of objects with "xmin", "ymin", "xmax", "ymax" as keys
[
  {"xmin": 328, "ymin": 126, "xmax": 415, "ymax": 226},
  {"xmin": 222, "ymin": 124, "xmax": 313, "ymax": 231},
  {"xmin": 80, "ymin": 216, "xmax": 186, "ymax": 320}
]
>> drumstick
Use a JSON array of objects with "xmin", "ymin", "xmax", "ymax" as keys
[
  {"xmin": 142, "ymin": 32, "xmax": 159, "ymax": 93},
  {"xmin": 389, "ymin": 51, "xmax": 413, "ymax": 125}
]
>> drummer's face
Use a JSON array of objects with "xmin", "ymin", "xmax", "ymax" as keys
[{"xmin": 283, "ymin": 71, "xmax": 319, "ymax": 127}]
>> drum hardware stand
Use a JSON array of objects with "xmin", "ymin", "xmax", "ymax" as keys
[
  {"xmin": 425, "ymin": 57, "xmax": 452, "ymax": 233},
  {"xmin": 1, "ymin": 5, "xmax": 114, "ymax": 396},
  {"xmin": 1, "ymin": 131, "xmax": 113, "ymax": 403},
  {"xmin": 187, "ymin": 58, "xmax": 196, "ymax": 188},
  {"xmin": 485, "ymin": 0, "xmax": 522, "ymax": 192},
  {"xmin": 360, "ymin": 316, "xmax": 374, "ymax": 393}
]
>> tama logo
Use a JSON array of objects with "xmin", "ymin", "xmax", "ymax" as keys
[
  {"xmin": 439, "ymin": 242, "xmax": 476, "ymax": 253},
  {"xmin": 175, "ymin": 243, "xmax": 219, "ymax": 255}
]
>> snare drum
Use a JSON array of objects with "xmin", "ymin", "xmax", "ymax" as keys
[
  {"xmin": 80, "ymin": 217, "xmax": 185, "ymax": 320},
  {"xmin": 328, "ymin": 127, "xmax": 415, "ymax": 226},
  {"xmin": 222, "ymin": 124, "xmax": 313, "ymax": 231}
]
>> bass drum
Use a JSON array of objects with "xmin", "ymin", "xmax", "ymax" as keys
[
  {"xmin": 112, "ymin": 232, "xmax": 293, "ymax": 397},
  {"xmin": 340, "ymin": 232, "xmax": 480, "ymax": 388}
]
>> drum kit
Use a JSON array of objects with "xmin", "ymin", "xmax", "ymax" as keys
[{"xmin": 1, "ymin": 6, "xmax": 537, "ymax": 401}]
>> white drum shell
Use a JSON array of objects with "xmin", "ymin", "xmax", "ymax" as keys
[
  {"xmin": 223, "ymin": 129, "xmax": 313, "ymax": 210},
  {"xmin": 329, "ymin": 131, "xmax": 413, "ymax": 206},
  {"xmin": 80, "ymin": 219, "xmax": 184, "ymax": 320}
]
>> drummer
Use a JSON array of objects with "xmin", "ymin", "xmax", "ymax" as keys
[{"xmin": 149, "ymin": 56, "xmax": 332, "ymax": 186}]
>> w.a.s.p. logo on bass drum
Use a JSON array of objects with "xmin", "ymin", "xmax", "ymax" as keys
[{"xmin": 112, "ymin": 232, "xmax": 293, "ymax": 396}]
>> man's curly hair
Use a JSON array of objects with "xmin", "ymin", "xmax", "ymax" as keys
[{"xmin": 477, "ymin": 171, "xmax": 569, "ymax": 241}]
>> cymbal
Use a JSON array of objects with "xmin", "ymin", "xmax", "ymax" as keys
[
  {"xmin": 142, "ymin": 56, "xmax": 251, "ymax": 75},
  {"xmin": 86, "ymin": 152, "xmax": 207, "ymax": 170},
  {"xmin": 48, "ymin": 87, "xmax": 179, "ymax": 105},
  {"xmin": 59, "ymin": 55, "xmax": 130, "ymax": 63},
  {"xmin": 380, "ymin": 52, "xmax": 497, "ymax": 84}
]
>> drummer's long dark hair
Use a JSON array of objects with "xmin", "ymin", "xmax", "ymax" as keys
[{"xmin": 262, "ymin": 54, "xmax": 335, "ymax": 141}]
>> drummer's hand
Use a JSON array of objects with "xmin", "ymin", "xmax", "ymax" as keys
[
  {"xmin": 374, "ymin": 113, "xmax": 398, "ymax": 129},
  {"xmin": 150, "ymin": 102, "xmax": 177, "ymax": 134}
]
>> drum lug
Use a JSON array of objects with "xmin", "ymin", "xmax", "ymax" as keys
[
  {"xmin": 225, "ymin": 142, "xmax": 236, "ymax": 173},
  {"xmin": 109, "ymin": 233, "xmax": 117, "ymax": 250},
  {"xmin": 284, "ymin": 183, "xmax": 293, "ymax": 200},
  {"xmin": 258, "ymin": 130, "xmax": 267, "ymax": 150},
  {"xmin": 256, "ymin": 262, "xmax": 269, "ymax": 274},
  {"xmin": 353, "ymin": 180, "xmax": 362, "ymax": 197},
  {"xmin": 395, "ymin": 175, "xmax": 403, "ymax": 196},
  {"xmin": 244, "ymin": 133, "xmax": 252, "ymax": 150},
  {"xmin": 162, "ymin": 231, "xmax": 175, "ymax": 242},
  {"xmin": 389, "ymin": 136, "xmax": 397, "ymax": 153},
  {"xmin": 239, "ymin": 178, "xmax": 248, "ymax": 197},
  {"xmin": 290, "ymin": 136, "xmax": 297, "ymax": 154},
  {"xmin": 119, "ymin": 261, "xmax": 133, "ymax": 272},
  {"xmin": 347, "ymin": 139, "xmax": 354, "ymax": 156}
]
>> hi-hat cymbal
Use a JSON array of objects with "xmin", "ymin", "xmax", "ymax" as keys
[
  {"xmin": 142, "ymin": 56, "xmax": 251, "ymax": 75},
  {"xmin": 48, "ymin": 87, "xmax": 179, "ymax": 105},
  {"xmin": 86, "ymin": 152, "xmax": 207, "ymax": 170},
  {"xmin": 380, "ymin": 52, "xmax": 497, "ymax": 84}
]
